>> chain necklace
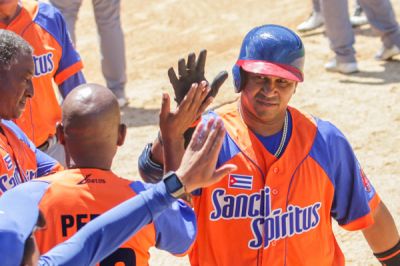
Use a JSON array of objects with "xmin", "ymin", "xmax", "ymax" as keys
[
  {"xmin": 274, "ymin": 110, "xmax": 288, "ymax": 158},
  {"xmin": 238, "ymin": 103, "xmax": 289, "ymax": 158}
]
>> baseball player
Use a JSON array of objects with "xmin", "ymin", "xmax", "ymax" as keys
[
  {"xmin": 0, "ymin": 29, "xmax": 62, "ymax": 196},
  {"xmin": 138, "ymin": 24, "xmax": 400, "ymax": 265},
  {"xmin": 0, "ymin": 0, "xmax": 86, "ymax": 165},
  {"xmin": 0, "ymin": 113, "xmax": 232, "ymax": 266},
  {"xmin": 32, "ymin": 82, "xmax": 234, "ymax": 265},
  {"xmin": 48, "ymin": 0, "xmax": 127, "ymax": 107}
]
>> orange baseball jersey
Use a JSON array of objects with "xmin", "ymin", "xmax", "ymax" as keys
[
  {"xmin": 189, "ymin": 103, "xmax": 380, "ymax": 266},
  {"xmin": 0, "ymin": 120, "xmax": 61, "ymax": 196},
  {"xmin": 35, "ymin": 168, "xmax": 196, "ymax": 266},
  {"xmin": 0, "ymin": 0, "xmax": 84, "ymax": 146}
]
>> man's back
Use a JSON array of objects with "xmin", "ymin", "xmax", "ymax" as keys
[{"xmin": 35, "ymin": 168, "xmax": 195, "ymax": 265}]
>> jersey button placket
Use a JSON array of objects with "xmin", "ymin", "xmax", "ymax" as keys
[{"xmin": 271, "ymin": 167, "xmax": 280, "ymax": 195}]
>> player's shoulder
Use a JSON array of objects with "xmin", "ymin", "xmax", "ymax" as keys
[
  {"xmin": 201, "ymin": 101, "xmax": 237, "ymax": 123},
  {"xmin": 21, "ymin": 0, "xmax": 61, "ymax": 22},
  {"xmin": 30, "ymin": 1, "xmax": 67, "ymax": 42},
  {"xmin": 1, "ymin": 120, "xmax": 25, "ymax": 136},
  {"xmin": 35, "ymin": 1, "xmax": 63, "ymax": 20},
  {"xmin": 1, "ymin": 120, "xmax": 34, "ymax": 149},
  {"xmin": 288, "ymin": 107, "xmax": 347, "ymax": 145},
  {"xmin": 313, "ymin": 116, "xmax": 348, "ymax": 145},
  {"xmin": 308, "ymin": 115, "xmax": 355, "ymax": 168},
  {"xmin": 4, "ymin": 179, "xmax": 50, "ymax": 199}
]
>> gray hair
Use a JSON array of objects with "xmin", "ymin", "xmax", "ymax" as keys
[{"xmin": 0, "ymin": 29, "xmax": 33, "ymax": 72}]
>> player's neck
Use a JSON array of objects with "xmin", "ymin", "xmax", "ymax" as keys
[
  {"xmin": 239, "ymin": 104, "xmax": 287, "ymax": 136},
  {"xmin": 68, "ymin": 161, "xmax": 112, "ymax": 171},
  {"xmin": 0, "ymin": 2, "xmax": 21, "ymax": 25},
  {"xmin": 67, "ymin": 156, "xmax": 113, "ymax": 171}
]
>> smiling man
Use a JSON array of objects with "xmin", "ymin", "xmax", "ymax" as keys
[
  {"xmin": 0, "ymin": 29, "xmax": 61, "ymax": 195},
  {"xmin": 139, "ymin": 24, "xmax": 400, "ymax": 266}
]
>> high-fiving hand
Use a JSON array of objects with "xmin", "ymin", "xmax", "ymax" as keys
[{"xmin": 176, "ymin": 117, "xmax": 237, "ymax": 192}]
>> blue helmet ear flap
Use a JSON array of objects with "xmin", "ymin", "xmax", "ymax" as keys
[{"xmin": 232, "ymin": 64, "xmax": 242, "ymax": 93}]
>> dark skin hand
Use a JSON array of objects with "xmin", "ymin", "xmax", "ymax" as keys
[{"xmin": 148, "ymin": 50, "xmax": 229, "ymax": 180}]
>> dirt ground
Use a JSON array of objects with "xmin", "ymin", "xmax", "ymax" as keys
[{"xmin": 72, "ymin": 0, "xmax": 400, "ymax": 265}]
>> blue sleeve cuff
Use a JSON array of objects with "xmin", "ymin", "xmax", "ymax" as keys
[{"xmin": 138, "ymin": 143, "xmax": 164, "ymax": 183}]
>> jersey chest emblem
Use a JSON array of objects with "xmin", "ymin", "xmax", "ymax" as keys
[
  {"xmin": 210, "ymin": 187, "xmax": 322, "ymax": 249},
  {"xmin": 228, "ymin": 173, "xmax": 253, "ymax": 190}
]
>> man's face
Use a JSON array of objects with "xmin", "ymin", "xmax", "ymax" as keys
[
  {"xmin": 0, "ymin": 53, "xmax": 34, "ymax": 120},
  {"xmin": 240, "ymin": 72, "xmax": 297, "ymax": 123}
]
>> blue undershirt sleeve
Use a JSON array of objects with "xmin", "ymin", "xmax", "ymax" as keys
[{"xmin": 130, "ymin": 181, "xmax": 197, "ymax": 255}]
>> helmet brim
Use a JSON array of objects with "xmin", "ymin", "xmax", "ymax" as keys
[{"xmin": 237, "ymin": 60, "xmax": 304, "ymax": 82}]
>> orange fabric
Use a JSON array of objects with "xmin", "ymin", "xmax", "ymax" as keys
[
  {"xmin": 342, "ymin": 194, "xmax": 380, "ymax": 231},
  {"xmin": 378, "ymin": 249, "xmax": 400, "ymax": 261},
  {"xmin": 0, "ymin": 124, "xmax": 37, "ymax": 195},
  {"xmin": 35, "ymin": 169, "xmax": 156, "ymax": 266},
  {"xmin": 2, "ymin": 0, "xmax": 83, "ymax": 146},
  {"xmin": 54, "ymin": 61, "xmax": 83, "ymax": 85},
  {"xmin": 189, "ymin": 103, "xmax": 363, "ymax": 266}
]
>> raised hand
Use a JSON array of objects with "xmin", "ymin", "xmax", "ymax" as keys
[
  {"xmin": 159, "ymin": 81, "xmax": 211, "ymax": 141},
  {"xmin": 168, "ymin": 49, "xmax": 228, "ymax": 104},
  {"xmin": 175, "ymin": 117, "xmax": 237, "ymax": 192}
]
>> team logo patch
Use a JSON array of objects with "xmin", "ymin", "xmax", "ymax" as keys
[
  {"xmin": 360, "ymin": 168, "xmax": 372, "ymax": 193},
  {"xmin": 228, "ymin": 174, "xmax": 253, "ymax": 190}
]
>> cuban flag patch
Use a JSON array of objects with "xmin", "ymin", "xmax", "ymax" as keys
[{"xmin": 228, "ymin": 174, "xmax": 253, "ymax": 190}]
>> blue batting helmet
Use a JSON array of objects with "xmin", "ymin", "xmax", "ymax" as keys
[{"xmin": 232, "ymin": 24, "xmax": 305, "ymax": 92}]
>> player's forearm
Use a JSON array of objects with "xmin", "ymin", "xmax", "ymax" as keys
[
  {"xmin": 362, "ymin": 201, "xmax": 400, "ymax": 263},
  {"xmin": 150, "ymin": 137, "xmax": 164, "ymax": 165},
  {"xmin": 162, "ymin": 135, "xmax": 185, "ymax": 174}
]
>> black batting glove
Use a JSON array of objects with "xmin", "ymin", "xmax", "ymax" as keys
[
  {"xmin": 168, "ymin": 50, "xmax": 228, "ymax": 147},
  {"xmin": 168, "ymin": 49, "xmax": 228, "ymax": 104}
]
